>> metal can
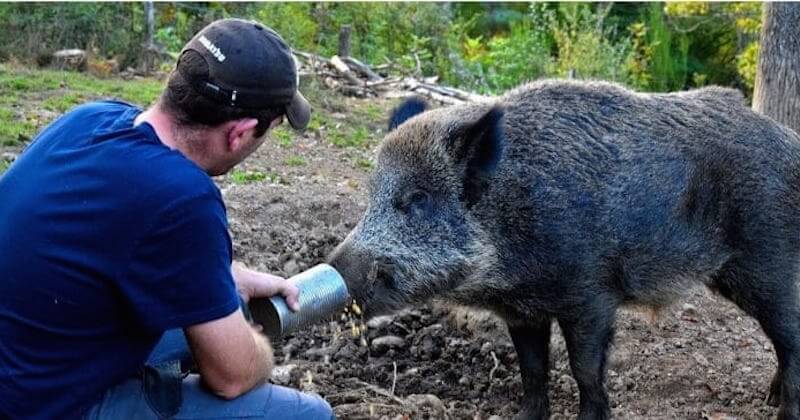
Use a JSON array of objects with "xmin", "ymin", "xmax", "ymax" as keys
[{"xmin": 248, "ymin": 264, "xmax": 350, "ymax": 338}]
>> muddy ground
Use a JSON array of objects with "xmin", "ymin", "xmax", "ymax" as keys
[{"xmin": 3, "ymin": 84, "xmax": 779, "ymax": 419}]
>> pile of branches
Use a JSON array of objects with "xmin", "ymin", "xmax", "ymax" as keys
[{"xmin": 292, "ymin": 50, "xmax": 486, "ymax": 105}]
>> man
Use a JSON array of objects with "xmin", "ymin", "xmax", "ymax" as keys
[{"xmin": 0, "ymin": 19, "xmax": 333, "ymax": 419}]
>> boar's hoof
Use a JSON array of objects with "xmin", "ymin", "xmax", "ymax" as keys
[
  {"xmin": 513, "ymin": 403, "xmax": 549, "ymax": 420},
  {"xmin": 768, "ymin": 380, "xmax": 782, "ymax": 407}
]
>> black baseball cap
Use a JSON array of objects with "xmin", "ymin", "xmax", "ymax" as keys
[{"xmin": 178, "ymin": 18, "xmax": 311, "ymax": 130}]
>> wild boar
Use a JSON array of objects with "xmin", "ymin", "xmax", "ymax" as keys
[{"xmin": 329, "ymin": 80, "xmax": 800, "ymax": 420}]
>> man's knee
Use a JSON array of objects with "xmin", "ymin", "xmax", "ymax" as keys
[
  {"xmin": 301, "ymin": 393, "xmax": 334, "ymax": 419},
  {"xmin": 267, "ymin": 384, "xmax": 333, "ymax": 419}
]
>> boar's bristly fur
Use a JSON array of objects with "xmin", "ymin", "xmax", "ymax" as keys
[{"xmin": 329, "ymin": 79, "xmax": 800, "ymax": 419}]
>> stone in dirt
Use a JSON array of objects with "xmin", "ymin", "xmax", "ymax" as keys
[{"xmin": 370, "ymin": 335, "xmax": 405, "ymax": 351}]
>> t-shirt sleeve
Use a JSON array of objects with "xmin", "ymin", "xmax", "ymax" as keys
[{"xmin": 121, "ymin": 190, "xmax": 240, "ymax": 332}]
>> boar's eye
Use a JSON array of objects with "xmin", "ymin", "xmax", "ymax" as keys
[{"xmin": 396, "ymin": 189, "xmax": 431, "ymax": 216}]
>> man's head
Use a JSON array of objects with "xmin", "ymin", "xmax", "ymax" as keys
[{"xmin": 159, "ymin": 19, "xmax": 310, "ymax": 175}]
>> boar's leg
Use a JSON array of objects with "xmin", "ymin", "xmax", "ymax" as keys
[
  {"xmin": 769, "ymin": 372, "xmax": 782, "ymax": 407},
  {"xmin": 558, "ymin": 306, "xmax": 616, "ymax": 420},
  {"xmin": 508, "ymin": 320, "xmax": 552, "ymax": 420},
  {"xmin": 711, "ymin": 260, "xmax": 800, "ymax": 420}
]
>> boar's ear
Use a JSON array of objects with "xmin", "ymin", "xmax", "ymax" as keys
[
  {"xmin": 388, "ymin": 97, "xmax": 428, "ymax": 131},
  {"xmin": 450, "ymin": 106, "xmax": 505, "ymax": 208}
]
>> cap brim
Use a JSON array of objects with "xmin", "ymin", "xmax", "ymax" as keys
[{"xmin": 285, "ymin": 91, "xmax": 311, "ymax": 130}]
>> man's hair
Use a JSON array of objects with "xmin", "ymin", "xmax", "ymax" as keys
[{"xmin": 160, "ymin": 50, "xmax": 283, "ymax": 138}]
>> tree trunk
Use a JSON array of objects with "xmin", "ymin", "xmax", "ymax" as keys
[
  {"xmin": 338, "ymin": 25, "xmax": 352, "ymax": 58},
  {"xmin": 752, "ymin": 2, "xmax": 800, "ymax": 134},
  {"xmin": 143, "ymin": 1, "xmax": 155, "ymax": 75}
]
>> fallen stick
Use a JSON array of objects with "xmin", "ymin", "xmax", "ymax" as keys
[
  {"xmin": 352, "ymin": 379, "xmax": 406, "ymax": 405},
  {"xmin": 390, "ymin": 361, "xmax": 398, "ymax": 396},
  {"xmin": 330, "ymin": 55, "xmax": 363, "ymax": 86},
  {"xmin": 343, "ymin": 56, "xmax": 383, "ymax": 81}
]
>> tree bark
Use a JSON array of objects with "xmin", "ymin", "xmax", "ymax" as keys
[
  {"xmin": 143, "ymin": 1, "xmax": 155, "ymax": 75},
  {"xmin": 338, "ymin": 25, "xmax": 352, "ymax": 58},
  {"xmin": 752, "ymin": 2, "xmax": 800, "ymax": 134}
]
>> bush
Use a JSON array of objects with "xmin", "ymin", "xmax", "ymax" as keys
[{"xmin": 0, "ymin": 3, "xmax": 144, "ymax": 68}]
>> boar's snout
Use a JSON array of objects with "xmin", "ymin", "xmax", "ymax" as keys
[{"xmin": 327, "ymin": 241, "xmax": 395, "ymax": 314}]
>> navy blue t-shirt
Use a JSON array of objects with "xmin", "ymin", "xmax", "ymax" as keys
[{"xmin": 0, "ymin": 101, "xmax": 240, "ymax": 418}]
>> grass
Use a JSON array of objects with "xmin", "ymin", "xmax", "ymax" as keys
[
  {"xmin": 0, "ymin": 64, "xmax": 394, "ymax": 155},
  {"xmin": 0, "ymin": 107, "xmax": 37, "ymax": 144},
  {"xmin": 265, "ymin": 171, "xmax": 287, "ymax": 184},
  {"xmin": 285, "ymin": 155, "xmax": 306, "ymax": 166},
  {"xmin": 306, "ymin": 113, "xmax": 330, "ymax": 132},
  {"xmin": 0, "ymin": 64, "xmax": 162, "ymax": 145},
  {"xmin": 229, "ymin": 169, "xmax": 287, "ymax": 185},
  {"xmin": 329, "ymin": 126, "xmax": 372, "ymax": 149},
  {"xmin": 356, "ymin": 103, "xmax": 385, "ymax": 120},
  {"xmin": 0, "ymin": 159, "xmax": 10, "ymax": 176},
  {"xmin": 230, "ymin": 170, "xmax": 267, "ymax": 184},
  {"xmin": 271, "ymin": 127, "xmax": 293, "ymax": 148},
  {"xmin": 355, "ymin": 158, "xmax": 374, "ymax": 170}
]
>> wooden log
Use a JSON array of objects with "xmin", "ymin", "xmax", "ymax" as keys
[
  {"xmin": 292, "ymin": 50, "xmax": 330, "ymax": 68},
  {"xmin": 383, "ymin": 90, "xmax": 417, "ymax": 99},
  {"xmin": 322, "ymin": 76, "xmax": 340, "ymax": 90},
  {"xmin": 366, "ymin": 77, "xmax": 402, "ymax": 89},
  {"xmin": 330, "ymin": 55, "xmax": 363, "ymax": 86},
  {"xmin": 342, "ymin": 57, "xmax": 383, "ymax": 81},
  {"xmin": 52, "ymin": 49, "xmax": 87, "ymax": 71},
  {"xmin": 290, "ymin": 49, "xmax": 486, "ymax": 104},
  {"xmin": 412, "ymin": 87, "xmax": 464, "ymax": 105},
  {"xmin": 337, "ymin": 84, "xmax": 373, "ymax": 98},
  {"xmin": 416, "ymin": 81, "xmax": 485, "ymax": 102}
]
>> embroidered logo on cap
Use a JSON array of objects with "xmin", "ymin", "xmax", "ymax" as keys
[{"xmin": 199, "ymin": 35, "xmax": 226, "ymax": 63}]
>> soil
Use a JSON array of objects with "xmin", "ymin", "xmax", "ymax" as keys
[{"xmin": 3, "ymin": 86, "xmax": 780, "ymax": 420}]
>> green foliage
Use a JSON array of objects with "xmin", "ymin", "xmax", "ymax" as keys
[
  {"xmin": 646, "ymin": 3, "xmax": 688, "ymax": 91},
  {"xmin": 627, "ymin": 22, "xmax": 654, "ymax": 88},
  {"xmin": 0, "ymin": 159, "xmax": 9, "ymax": 176},
  {"xmin": 0, "ymin": 3, "xmax": 145, "ymax": 67},
  {"xmin": 0, "ymin": 2, "xmax": 766, "ymax": 96},
  {"xmin": 728, "ymin": 2, "xmax": 762, "ymax": 90},
  {"xmin": 548, "ymin": 4, "xmax": 632, "ymax": 83},
  {"xmin": 662, "ymin": 2, "xmax": 761, "ymax": 92},
  {"xmin": 737, "ymin": 42, "xmax": 759, "ymax": 90},
  {"xmin": 481, "ymin": 7, "xmax": 551, "ymax": 91},
  {"xmin": 255, "ymin": 3, "xmax": 318, "ymax": 52}
]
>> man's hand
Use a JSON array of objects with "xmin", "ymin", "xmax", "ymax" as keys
[{"xmin": 231, "ymin": 261, "xmax": 300, "ymax": 311}]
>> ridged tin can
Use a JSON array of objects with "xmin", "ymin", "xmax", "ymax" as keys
[{"xmin": 248, "ymin": 264, "xmax": 350, "ymax": 338}]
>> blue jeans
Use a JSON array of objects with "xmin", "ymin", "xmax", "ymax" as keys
[{"xmin": 83, "ymin": 329, "xmax": 334, "ymax": 419}]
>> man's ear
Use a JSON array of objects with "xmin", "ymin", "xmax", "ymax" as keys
[
  {"xmin": 226, "ymin": 118, "xmax": 259, "ymax": 152},
  {"xmin": 447, "ymin": 106, "xmax": 505, "ymax": 208}
]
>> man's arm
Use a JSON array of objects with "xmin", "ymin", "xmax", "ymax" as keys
[
  {"xmin": 183, "ymin": 262, "xmax": 299, "ymax": 400},
  {"xmin": 184, "ymin": 309, "xmax": 273, "ymax": 400}
]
